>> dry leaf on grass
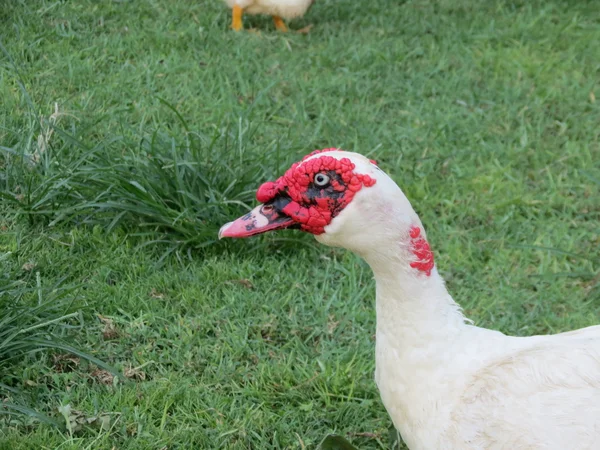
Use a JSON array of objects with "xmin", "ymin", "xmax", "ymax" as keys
[
  {"xmin": 149, "ymin": 288, "xmax": 165, "ymax": 299},
  {"xmin": 90, "ymin": 368, "xmax": 114, "ymax": 385},
  {"xmin": 327, "ymin": 315, "xmax": 340, "ymax": 334},
  {"xmin": 98, "ymin": 314, "xmax": 120, "ymax": 340},
  {"xmin": 21, "ymin": 262, "xmax": 36, "ymax": 271},
  {"xmin": 124, "ymin": 365, "xmax": 147, "ymax": 381},
  {"xmin": 225, "ymin": 279, "xmax": 254, "ymax": 289},
  {"xmin": 52, "ymin": 354, "xmax": 80, "ymax": 373},
  {"xmin": 58, "ymin": 404, "xmax": 113, "ymax": 434},
  {"xmin": 296, "ymin": 24, "xmax": 313, "ymax": 34}
]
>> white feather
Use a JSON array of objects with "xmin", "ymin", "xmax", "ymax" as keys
[{"xmin": 308, "ymin": 150, "xmax": 600, "ymax": 450}]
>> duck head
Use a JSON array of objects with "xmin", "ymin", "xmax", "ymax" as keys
[{"xmin": 219, "ymin": 149, "xmax": 433, "ymax": 275}]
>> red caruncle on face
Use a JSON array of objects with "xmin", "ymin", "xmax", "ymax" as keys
[{"xmin": 255, "ymin": 149, "xmax": 377, "ymax": 234}]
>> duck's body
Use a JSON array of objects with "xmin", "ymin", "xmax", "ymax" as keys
[
  {"xmin": 224, "ymin": 0, "xmax": 314, "ymax": 31},
  {"xmin": 220, "ymin": 149, "xmax": 600, "ymax": 449},
  {"xmin": 224, "ymin": 0, "xmax": 313, "ymax": 18},
  {"xmin": 374, "ymin": 270, "xmax": 600, "ymax": 449}
]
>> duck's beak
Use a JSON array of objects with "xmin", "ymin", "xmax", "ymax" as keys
[{"xmin": 218, "ymin": 202, "xmax": 295, "ymax": 239}]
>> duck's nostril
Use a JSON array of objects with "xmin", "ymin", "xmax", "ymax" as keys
[{"xmin": 262, "ymin": 204, "xmax": 274, "ymax": 213}]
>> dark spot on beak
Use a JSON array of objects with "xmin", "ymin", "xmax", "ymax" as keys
[{"xmin": 271, "ymin": 194, "xmax": 292, "ymax": 212}]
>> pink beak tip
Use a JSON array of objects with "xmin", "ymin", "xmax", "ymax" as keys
[
  {"xmin": 218, "ymin": 222, "xmax": 234, "ymax": 240},
  {"xmin": 219, "ymin": 203, "xmax": 295, "ymax": 239}
]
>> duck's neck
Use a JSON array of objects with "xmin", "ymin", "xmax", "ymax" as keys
[
  {"xmin": 374, "ymin": 266, "xmax": 466, "ymax": 343},
  {"xmin": 360, "ymin": 238, "xmax": 467, "ymax": 345},
  {"xmin": 360, "ymin": 239, "xmax": 470, "ymax": 439}
]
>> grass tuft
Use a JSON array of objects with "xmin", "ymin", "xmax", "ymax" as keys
[
  {"xmin": 0, "ymin": 270, "xmax": 119, "ymax": 426},
  {"xmin": 2, "ymin": 103, "xmax": 307, "ymax": 252}
]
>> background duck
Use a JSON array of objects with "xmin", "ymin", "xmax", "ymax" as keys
[{"xmin": 223, "ymin": 0, "xmax": 315, "ymax": 31}]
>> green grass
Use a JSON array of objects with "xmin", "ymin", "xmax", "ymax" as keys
[{"xmin": 1, "ymin": 0, "xmax": 599, "ymax": 448}]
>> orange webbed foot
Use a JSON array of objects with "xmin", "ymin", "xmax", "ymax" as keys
[
  {"xmin": 231, "ymin": 5, "xmax": 243, "ymax": 31},
  {"xmin": 272, "ymin": 16, "xmax": 288, "ymax": 32}
]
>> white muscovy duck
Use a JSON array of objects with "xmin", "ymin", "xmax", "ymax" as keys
[{"xmin": 219, "ymin": 149, "xmax": 600, "ymax": 450}]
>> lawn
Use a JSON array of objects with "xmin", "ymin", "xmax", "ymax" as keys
[{"xmin": 1, "ymin": 0, "xmax": 599, "ymax": 448}]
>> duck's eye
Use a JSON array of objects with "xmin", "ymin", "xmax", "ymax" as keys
[{"xmin": 314, "ymin": 173, "xmax": 330, "ymax": 187}]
